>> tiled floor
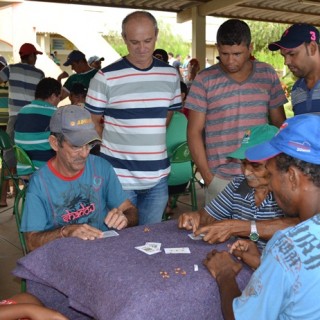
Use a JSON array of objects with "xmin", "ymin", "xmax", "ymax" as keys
[{"xmin": 0, "ymin": 184, "xmax": 205, "ymax": 300}]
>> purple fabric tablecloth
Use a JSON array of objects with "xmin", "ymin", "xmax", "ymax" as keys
[{"xmin": 13, "ymin": 220, "xmax": 253, "ymax": 320}]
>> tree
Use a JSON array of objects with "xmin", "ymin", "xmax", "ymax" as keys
[{"xmin": 103, "ymin": 19, "xmax": 190, "ymax": 58}]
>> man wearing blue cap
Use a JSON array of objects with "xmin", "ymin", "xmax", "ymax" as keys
[
  {"xmin": 57, "ymin": 50, "xmax": 98, "ymax": 101},
  {"xmin": 204, "ymin": 114, "xmax": 320, "ymax": 319},
  {"xmin": 269, "ymin": 23, "xmax": 320, "ymax": 115}
]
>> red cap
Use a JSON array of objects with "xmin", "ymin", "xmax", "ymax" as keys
[{"xmin": 19, "ymin": 43, "xmax": 43, "ymax": 57}]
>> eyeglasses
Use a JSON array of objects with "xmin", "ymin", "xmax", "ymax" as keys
[{"xmin": 66, "ymin": 141, "xmax": 100, "ymax": 153}]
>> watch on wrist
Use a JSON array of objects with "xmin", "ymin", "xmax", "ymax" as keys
[{"xmin": 249, "ymin": 220, "xmax": 259, "ymax": 242}]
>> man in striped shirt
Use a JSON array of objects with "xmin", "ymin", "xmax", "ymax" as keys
[
  {"xmin": 186, "ymin": 19, "xmax": 287, "ymax": 205},
  {"xmin": 0, "ymin": 43, "xmax": 44, "ymax": 206},
  {"xmin": 179, "ymin": 124, "xmax": 299, "ymax": 250},
  {"xmin": 86, "ymin": 11, "xmax": 182, "ymax": 225},
  {"xmin": 14, "ymin": 77, "xmax": 61, "ymax": 175}
]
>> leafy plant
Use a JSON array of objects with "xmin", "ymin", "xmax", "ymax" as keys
[{"xmin": 103, "ymin": 19, "xmax": 190, "ymax": 58}]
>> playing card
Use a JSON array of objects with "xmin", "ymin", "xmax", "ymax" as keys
[
  {"xmin": 164, "ymin": 247, "xmax": 191, "ymax": 254},
  {"xmin": 145, "ymin": 242, "xmax": 162, "ymax": 250},
  {"xmin": 188, "ymin": 233, "xmax": 205, "ymax": 240},
  {"xmin": 135, "ymin": 244, "xmax": 161, "ymax": 255},
  {"xmin": 101, "ymin": 230, "xmax": 119, "ymax": 238}
]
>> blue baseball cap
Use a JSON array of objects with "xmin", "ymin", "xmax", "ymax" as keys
[
  {"xmin": 63, "ymin": 50, "xmax": 86, "ymax": 66},
  {"xmin": 269, "ymin": 23, "xmax": 320, "ymax": 51},
  {"xmin": 245, "ymin": 114, "xmax": 320, "ymax": 164}
]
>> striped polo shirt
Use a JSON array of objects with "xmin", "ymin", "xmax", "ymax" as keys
[
  {"xmin": 291, "ymin": 78, "xmax": 320, "ymax": 115},
  {"xmin": 14, "ymin": 100, "xmax": 56, "ymax": 175},
  {"xmin": 205, "ymin": 175, "xmax": 285, "ymax": 249},
  {"xmin": 86, "ymin": 57, "xmax": 182, "ymax": 190},
  {"xmin": 0, "ymin": 63, "xmax": 45, "ymax": 116},
  {"xmin": 185, "ymin": 60, "xmax": 287, "ymax": 180}
]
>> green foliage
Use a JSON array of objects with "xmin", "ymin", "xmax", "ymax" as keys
[
  {"xmin": 247, "ymin": 21, "xmax": 289, "ymax": 52},
  {"xmin": 103, "ymin": 19, "xmax": 190, "ymax": 58},
  {"xmin": 247, "ymin": 20, "xmax": 298, "ymax": 97}
]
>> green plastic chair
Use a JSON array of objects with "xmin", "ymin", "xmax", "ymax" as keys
[
  {"xmin": 0, "ymin": 131, "xmax": 36, "ymax": 292},
  {"xmin": 166, "ymin": 141, "xmax": 198, "ymax": 215},
  {"xmin": 14, "ymin": 144, "xmax": 37, "ymax": 175}
]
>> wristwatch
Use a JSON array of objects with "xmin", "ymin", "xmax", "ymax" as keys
[{"xmin": 249, "ymin": 220, "xmax": 259, "ymax": 242}]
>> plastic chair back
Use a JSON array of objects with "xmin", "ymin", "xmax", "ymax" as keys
[
  {"xmin": 0, "ymin": 129, "xmax": 13, "ymax": 151},
  {"xmin": 170, "ymin": 141, "xmax": 192, "ymax": 163},
  {"xmin": 14, "ymin": 145, "xmax": 37, "ymax": 174}
]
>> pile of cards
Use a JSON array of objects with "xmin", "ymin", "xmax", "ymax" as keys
[{"xmin": 135, "ymin": 242, "xmax": 162, "ymax": 255}]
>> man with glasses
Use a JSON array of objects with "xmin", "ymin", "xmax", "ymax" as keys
[{"xmin": 21, "ymin": 105, "xmax": 138, "ymax": 251}]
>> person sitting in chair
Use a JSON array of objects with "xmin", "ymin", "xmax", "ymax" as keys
[
  {"xmin": 178, "ymin": 124, "xmax": 299, "ymax": 250},
  {"xmin": 21, "ymin": 105, "xmax": 138, "ymax": 251}
]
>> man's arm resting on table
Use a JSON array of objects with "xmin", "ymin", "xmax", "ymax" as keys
[
  {"xmin": 269, "ymin": 106, "xmax": 286, "ymax": 128},
  {"xmin": 225, "ymin": 217, "xmax": 299, "ymax": 240},
  {"xmin": 216, "ymin": 269, "xmax": 241, "ymax": 320},
  {"xmin": 25, "ymin": 224, "xmax": 104, "ymax": 251},
  {"xmin": 211, "ymin": 217, "xmax": 299, "ymax": 240},
  {"xmin": 197, "ymin": 217, "xmax": 300, "ymax": 244},
  {"xmin": 204, "ymin": 250, "xmax": 242, "ymax": 320},
  {"xmin": 187, "ymin": 109, "xmax": 213, "ymax": 186},
  {"xmin": 25, "ymin": 228, "xmax": 64, "ymax": 251}
]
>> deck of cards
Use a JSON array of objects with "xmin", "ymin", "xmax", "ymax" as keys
[{"xmin": 135, "ymin": 242, "xmax": 162, "ymax": 255}]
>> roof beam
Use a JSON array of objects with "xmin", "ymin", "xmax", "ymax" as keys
[
  {"xmin": 198, "ymin": 0, "xmax": 247, "ymax": 16},
  {"xmin": 177, "ymin": 0, "xmax": 246, "ymax": 22}
]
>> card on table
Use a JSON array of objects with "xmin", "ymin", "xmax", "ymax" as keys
[
  {"xmin": 164, "ymin": 247, "xmax": 191, "ymax": 254},
  {"xmin": 188, "ymin": 233, "xmax": 205, "ymax": 240},
  {"xmin": 135, "ymin": 243, "xmax": 161, "ymax": 255},
  {"xmin": 101, "ymin": 230, "xmax": 119, "ymax": 238}
]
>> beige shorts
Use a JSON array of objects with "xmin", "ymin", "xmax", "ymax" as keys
[{"xmin": 205, "ymin": 176, "xmax": 230, "ymax": 205}]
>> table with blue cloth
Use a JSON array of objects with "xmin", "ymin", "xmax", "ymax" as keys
[{"xmin": 13, "ymin": 220, "xmax": 253, "ymax": 320}]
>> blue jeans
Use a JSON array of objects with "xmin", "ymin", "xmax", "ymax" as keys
[{"xmin": 125, "ymin": 177, "xmax": 168, "ymax": 225}]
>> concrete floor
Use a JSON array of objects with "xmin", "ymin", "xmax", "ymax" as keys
[
  {"xmin": 0, "ymin": 197, "xmax": 24, "ymax": 299},
  {"xmin": 0, "ymin": 184, "xmax": 205, "ymax": 300}
]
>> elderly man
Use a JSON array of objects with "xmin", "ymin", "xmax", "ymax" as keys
[
  {"xmin": 21, "ymin": 105, "xmax": 138, "ymax": 251},
  {"xmin": 86, "ymin": 11, "xmax": 181, "ymax": 225},
  {"xmin": 204, "ymin": 114, "xmax": 320, "ymax": 320},
  {"xmin": 269, "ymin": 23, "xmax": 320, "ymax": 115},
  {"xmin": 179, "ymin": 124, "xmax": 298, "ymax": 250}
]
